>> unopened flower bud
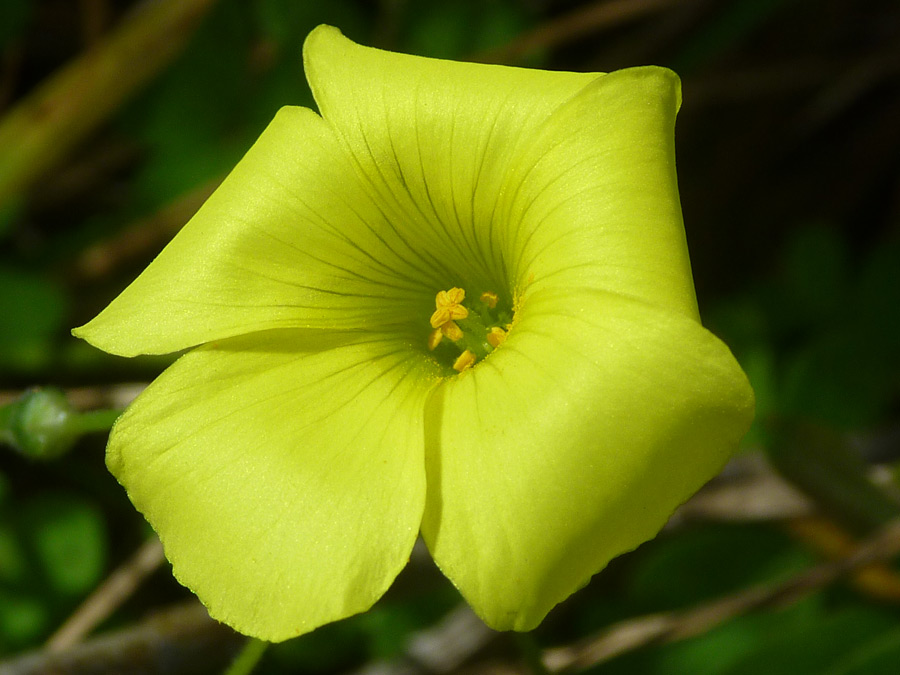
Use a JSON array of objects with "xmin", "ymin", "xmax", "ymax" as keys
[{"xmin": 1, "ymin": 388, "xmax": 78, "ymax": 460}]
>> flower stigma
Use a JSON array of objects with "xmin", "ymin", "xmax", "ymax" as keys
[{"xmin": 427, "ymin": 287, "xmax": 513, "ymax": 372}]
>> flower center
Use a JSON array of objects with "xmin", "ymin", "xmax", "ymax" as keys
[{"xmin": 427, "ymin": 287, "xmax": 512, "ymax": 372}]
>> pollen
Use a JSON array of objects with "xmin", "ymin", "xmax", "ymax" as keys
[{"xmin": 453, "ymin": 350, "xmax": 477, "ymax": 372}]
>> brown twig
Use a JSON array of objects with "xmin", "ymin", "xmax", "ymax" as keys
[
  {"xmin": 71, "ymin": 176, "xmax": 220, "ymax": 283},
  {"xmin": 541, "ymin": 518, "xmax": 900, "ymax": 672},
  {"xmin": 787, "ymin": 515, "xmax": 900, "ymax": 603},
  {"xmin": 353, "ymin": 604, "xmax": 497, "ymax": 675},
  {"xmin": 669, "ymin": 452, "xmax": 813, "ymax": 525},
  {"xmin": 0, "ymin": 384, "xmax": 145, "ymax": 410},
  {"xmin": 46, "ymin": 537, "xmax": 166, "ymax": 652},
  {"xmin": 470, "ymin": 0, "xmax": 680, "ymax": 64},
  {"xmin": 0, "ymin": 0, "xmax": 219, "ymax": 205},
  {"xmin": 0, "ymin": 602, "xmax": 241, "ymax": 675}
]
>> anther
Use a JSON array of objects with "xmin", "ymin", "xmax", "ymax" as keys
[
  {"xmin": 480, "ymin": 291, "xmax": 499, "ymax": 309},
  {"xmin": 441, "ymin": 321, "xmax": 463, "ymax": 341},
  {"xmin": 453, "ymin": 350, "xmax": 477, "ymax": 372},
  {"xmin": 437, "ymin": 287, "xmax": 466, "ymax": 306},
  {"xmin": 431, "ymin": 287, "xmax": 468, "ymax": 328},
  {"xmin": 487, "ymin": 326, "xmax": 507, "ymax": 348},
  {"xmin": 427, "ymin": 329, "xmax": 443, "ymax": 351}
]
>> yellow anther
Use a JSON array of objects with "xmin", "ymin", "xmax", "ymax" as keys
[
  {"xmin": 453, "ymin": 350, "xmax": 477, "ymax": 372},
  {"xmin": 441, "ymin": 321, "xmax": 463, "ymax": 342},
  {"xmin": 487, "ymin": 326, "xmax": 507, "ymax": 348},
  {"xmin": 480, "ymin": 291, "xmax": 499, "ymax": 309},
  {"xmin": 437, "ymin": 287, "xmax": 466, "ymax": 306},
  {"xmin": 430, "ymin": 287, "xmax": 469, "ymax": 328},
  {"xmin": 427, "ymin": 329, "xmax": 443, "ymax": 351}
]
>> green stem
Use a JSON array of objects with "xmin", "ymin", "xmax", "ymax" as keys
[
  {"xmin": 1, "ymin": 390, "xmax": 122, "ymax": 458},
  {"xmin": 514, "ymin": 632, "xmax": 550, "ymax": 675},
  {"xmin": 72, "ymin": 408, "xmax": 123, "ymax": 434},
  {"xmin": 222, "ymin": 638, "xmax": 268, "ymax": 675}
]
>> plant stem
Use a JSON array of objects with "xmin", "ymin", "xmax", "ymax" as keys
[
  {"xmin": 222, "ymin": 638, "xmax": 268, "ymax": 675},
  {"xmin": 515, "ymin": 632, "xmax": 550, "ymax": 675},
  {"xmin": 73, "ymin": 408, "xmax": 123, "ymax": 434}
]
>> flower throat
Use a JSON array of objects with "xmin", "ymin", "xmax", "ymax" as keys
[{"xmin": 427, "ymin": 287, "xmax": 513, "ymax": 372}]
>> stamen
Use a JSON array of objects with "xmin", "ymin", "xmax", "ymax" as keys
[
  {"xmin": 427, "ymin": 329, "xmax": 443, "ymax": 351},
  {"xmin": 441, "ymin": 321, "xmax": 463, "ymax": 341},
  {"xmin": 487, "ymin": 326, "xmax": 507, "ymax": 348},
  {"xmin": 437, "ymin": 287, "xmax": 466, "ymax": 306},
  {"xmin": 453, "ymin": 350, "xmax": 476, "ymax": 372},
  {"xmin": 430, "ymin": 287, "xmax": 468, "ymax": 328},
  {"xmin": 480, "ymin": 291, "xmax": 499, "ymax": 309},
  {"xmin": 427, "ymin": 287, "xmax": 511, "ymax": 371}
]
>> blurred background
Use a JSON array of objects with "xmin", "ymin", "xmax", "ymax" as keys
[{"xmin": 1, "ymin": 0, "xmax": 899, "ymax": 673}]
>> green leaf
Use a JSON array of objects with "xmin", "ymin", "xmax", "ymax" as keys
[
  {"xmin": 826, "ymin": 626, "xmax": 900, "ymax": 675},
  {"xmin": 628, "ymin": 524, "xmax": 814, "ymax": 610},
  {"xmin": 582, "ymin": 599, "xmax": 823, "ymax": 675},
  {"xmin": 121, "ymin": 0, "xmax": 254, "ymax": 207},
  {"xmin": 23, "ymin": 495, "xmax": 107, "ymax": 596},
  {"xmin": 781, "ymin": 328, "xmax": 893, "ymax": 428},
  {"xmin": 0, "ymin": 266, "xmax": 66, "ymax": 370},
  {"xmin": 0, "ymin": 524, "xmax": 27, "ymax": 585},
  {"xmin": 403, "ymin": 0, "xmax": 528, "ymax": 59},
  {"xmin": 722, "ymin": 607, "xmax": 898, "ymax": 675},
  {"xmin": 254, "ymin": 0, "xmax": 365, "ymax": 50},
  {"xmin": 780, "ymin": 225, "xmax": 849, "ymax": 330},
  {"xmin": 0, "ymin": 590, "xmax": 47, "ymax": 646}
]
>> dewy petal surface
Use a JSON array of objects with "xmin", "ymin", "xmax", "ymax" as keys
[
  {"xmin": 303, "ymin": 26, "xmax": 599, "ymax": 296},
  {"xmin": 107, "ymin": 329, "xmax": 438, "ymax": 641},
  {"xmin": 74, "ymin": 106, "xmax": 442, "ymax": 357},
  {"xmin": 422, "ymin": 289, "xmax": 754, "ymax": 630}
]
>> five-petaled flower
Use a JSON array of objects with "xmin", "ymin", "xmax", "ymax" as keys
[{"xmin": 74, "ymin": 26, "xmax": 754, "ymax": 641}]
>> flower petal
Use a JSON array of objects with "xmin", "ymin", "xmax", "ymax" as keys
[
  {"xmin": 421, "ymin": 289, "xmax": 754, "ymax": 630},
  {"xmin": 107, "ymin": 330, "xmax": 438, "ymax": 641},
  {"xmin": 74, "ymin": 106, "xmax": 443, "ymax": 357},
  {"xmin": 499, "ymin": 66, "xmax": 700, "ymax": 319},
  {"xmin": 303, "ymin": 26, "xmax": 599, "ymax": 294}
]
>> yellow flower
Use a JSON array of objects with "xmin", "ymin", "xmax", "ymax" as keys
[{"xmin": 73, "ymin": 26, "xmax": 754, "ymax": 641}]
